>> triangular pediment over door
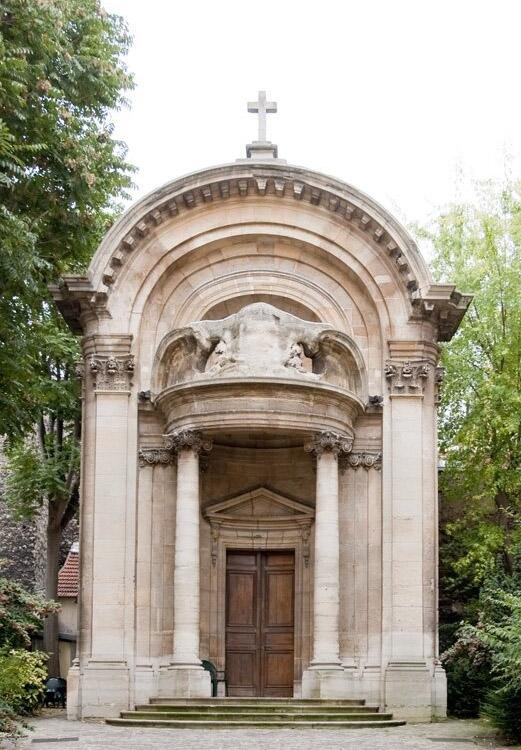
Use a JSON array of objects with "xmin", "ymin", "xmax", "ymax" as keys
[{"xmin": 204, "ymin": 487, "xmax": 314, "ymax": 530}]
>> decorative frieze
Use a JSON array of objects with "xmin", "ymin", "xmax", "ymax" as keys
[
  {"xmin": 339, "ymin": 451, "xmax": 382, "ymax": 473},
  {"xmin": 384, "ymin": 360, "xmax": 430, "ymax": 395},
  {"xmin": 138, "ymin": 448, "xmax": 174, "ymax": 467},
  {"xmin": 304, "ymin": 431, "xmax": 353, "ymax": 458},
  {"xmin": 164, "ymin": 429, "xmax": 213, "ymax": 456},
  {"xmin": 88, "ymin": 354, "xmax": 134, "ymax": 391}
]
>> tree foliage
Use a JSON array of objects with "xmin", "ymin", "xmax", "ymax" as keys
[
  {"xmin": 0, "ymin": 0, "xmax": 134, "ymax": 435},
  {"xmin": 0, "ymin": 576, "xmax": 58, "ymax": 649},
  {"xmin": 0, "ymin": 0, "xmax": 134, "ymax": 675},
  {"xmin": 421, "ymin": 178, "xmax": 521, "ymax": 600}
]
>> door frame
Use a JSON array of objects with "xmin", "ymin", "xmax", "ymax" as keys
[
  {"xmin": 225, "ymin": 549, "xmax": 296, "ymax": 697},
  {"xmin": 203, "ymin": 487, "xmax": 314, "ymax": 697}
]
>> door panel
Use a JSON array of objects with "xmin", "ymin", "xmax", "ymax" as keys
[
  {"xmin": 225, "ymin": 550, "xmax": 294, "ymax": 697},
  {"xmin": 261, "ymin": 552, "xmax": 294, "ymax": 696},
  {"xmin": 225, "ymin": 553, "xmax": 259, "ymax": 696}
]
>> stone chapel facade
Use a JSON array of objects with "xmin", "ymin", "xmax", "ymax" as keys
[{"xmin": 53, "ymin": 126, "xmax": 469, "ymax": 722}]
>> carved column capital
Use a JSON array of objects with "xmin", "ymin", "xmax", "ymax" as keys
[
  {"xmin": 138, "ymin": 447, "xmax": 174, "ymax": 467},
  {"xmin": 339, "ymin": 451, "xmax": 382, "ymax": 473},
  {"xmin": 435, "ymin": 366, "xmax": 445, "ymax": 404},
  {"xmin": 304, "ymin": 431, "xmax": 353, "ymax": 458},
  {"xmin": 87, "ymin": 354, "xmax": 135, "ymax": 391},
  {"xmin": 164, "ymin": 429, "xmax": 213, "ymax": 456},
  {"xmin": 384, "ymin": 360, "xmax": 430, "ymax": 395}
]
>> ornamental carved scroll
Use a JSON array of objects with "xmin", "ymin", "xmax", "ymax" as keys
[{"xmin": 384, "ymin": 360, "xmax": 430, "ymax": 395}]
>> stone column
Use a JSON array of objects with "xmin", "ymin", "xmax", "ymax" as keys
[
  {"xmin": 301, "ymin": 431, "xmax": 352, "ymax": 698},
  {"xmin": 158, "ymin": 430, "xmax": 212, "ymax": 697}
]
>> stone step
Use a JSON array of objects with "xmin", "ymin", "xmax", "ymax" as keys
[
  {"xmin": 121, "ymin": 711, "xmax": 393, "ymax": 722},
  {"xmin": 150, "ymin": 697, "xmax": 366, "ymax": 706},
  {"xmin": 135, "ymin": 704, "xmax": 379, "ymax": 713},
  {"xmin": 107, "ymin": 718, "xmax": 406, "ymax": 729}
]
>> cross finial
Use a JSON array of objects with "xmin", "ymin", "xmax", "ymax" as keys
[{"xmin": 247, "ymin": 90, "xmax": 277, "ymax": 143}]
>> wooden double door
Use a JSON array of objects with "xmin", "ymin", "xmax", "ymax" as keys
[{"xmin": 225, "ymin": 550, "xmax": 295, "ymax": 696}]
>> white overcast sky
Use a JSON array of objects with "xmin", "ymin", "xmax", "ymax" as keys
[{"xmin": 102, "ymin": 0, "xmax": 521, "ymax": 227}]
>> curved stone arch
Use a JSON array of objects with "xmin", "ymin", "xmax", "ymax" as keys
[
  {"xmin": 129, "ymin": 229, "xmax": 395, "ymax": 392},
  {"xmin": 86, "ymin": 162, "xmax": 432, "ymax": 305},
  {"xmin": 52, "ymin": 167, "xmax": 470, "ymax": 343},
  {"xmin": 123, "ymin": 220, "xmax": 403, "ymax": 335},
  {"xmin": 103, "ymin": 199, "xmax": 414, "ymax": 332}
]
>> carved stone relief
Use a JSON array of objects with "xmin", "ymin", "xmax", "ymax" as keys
[
  {"xmin": 155, "ymin": 302, "xmax": 365, "ymax": 395},
  {"xmin": 88, "ymin": 354, "xmax": 134, "ymax": 391},
  {"xmin": 384, "ymin": 360, "xmax": 430, "ymax": 395}
]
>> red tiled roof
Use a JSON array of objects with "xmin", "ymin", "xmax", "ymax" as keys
[{"xmin": 57, "ymin": 545, "xmax": 79, "ymax": 598}]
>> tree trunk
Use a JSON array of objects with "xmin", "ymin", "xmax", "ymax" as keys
[{"xmin": 43, "ymin": 510, "xmax": 62, "ymax": 677}]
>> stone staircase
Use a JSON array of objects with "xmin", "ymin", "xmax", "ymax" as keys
[{"xmin": 106, "ymin": 697, "xmax": 406, "ymax": 728}]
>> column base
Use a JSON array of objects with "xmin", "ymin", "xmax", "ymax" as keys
[
  {"xmin": 158, "ymin": 664, "xmax": 212, "ymax": 698},
  {"xmin": 301, "ymin": 666, "xmax": 346, "ymax": 699},
  {"xmin": 65, "ymin": 661, "xmax": 80, "ymax": 720},
  {"xmin": 384, "ymin": 660, "xmax": 433, "ymax": 722},
  {"xmin": 79, "ymin": 660, "xmax": 130, "ymax": 719},
  {"xmin": 432, "ymin": 662, "xmax": 448, "ymax": 719}
]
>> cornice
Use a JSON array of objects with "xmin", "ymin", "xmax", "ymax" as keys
[{"xmin": 50, "ymin": 161, "xmax": 471, "ymax": 341}]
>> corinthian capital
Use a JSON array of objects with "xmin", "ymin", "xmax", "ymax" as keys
[
  {"xmin": 138, "ymin": 448, "xmax": 174, "ymax": 467},
  {"xmin": 304, "ymin": 431, "xmax": 353, "ymax": 458},
  {"xmin": 339, "ymin": 451, "xmax": 382, "ymax": 473},
  {"xmin": 164, "ymin": 429, "xmax": 213, "ymax": 455},
  {"xmin": 384, "ymin": 360, "xmax": 430, "ymax": 395},
  {"xmin": 88, "ymin": 354, "xmax": 134, "ymax": 391}
]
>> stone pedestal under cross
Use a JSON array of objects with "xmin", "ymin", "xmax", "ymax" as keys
[{"xmin": 246, "ymin": 89, "xmax": 279, "ymax": 160}]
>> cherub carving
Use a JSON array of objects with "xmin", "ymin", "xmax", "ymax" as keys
[{"xmin": 285, "ymin": 342, "xmax": 306, "ymax": 373}]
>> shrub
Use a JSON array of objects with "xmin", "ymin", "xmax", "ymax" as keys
[
  {"xmin": 442, "ymin": 624, "xmax": 491, "ymax": 717},
  {"xmin": 0, "ymin": 649, "xmax": 48, "ymax": 738}
]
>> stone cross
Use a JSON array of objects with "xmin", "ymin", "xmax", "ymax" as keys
[{"xmin": 247, "ymin": 90, "xmax": 277, "ymax": 143}]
